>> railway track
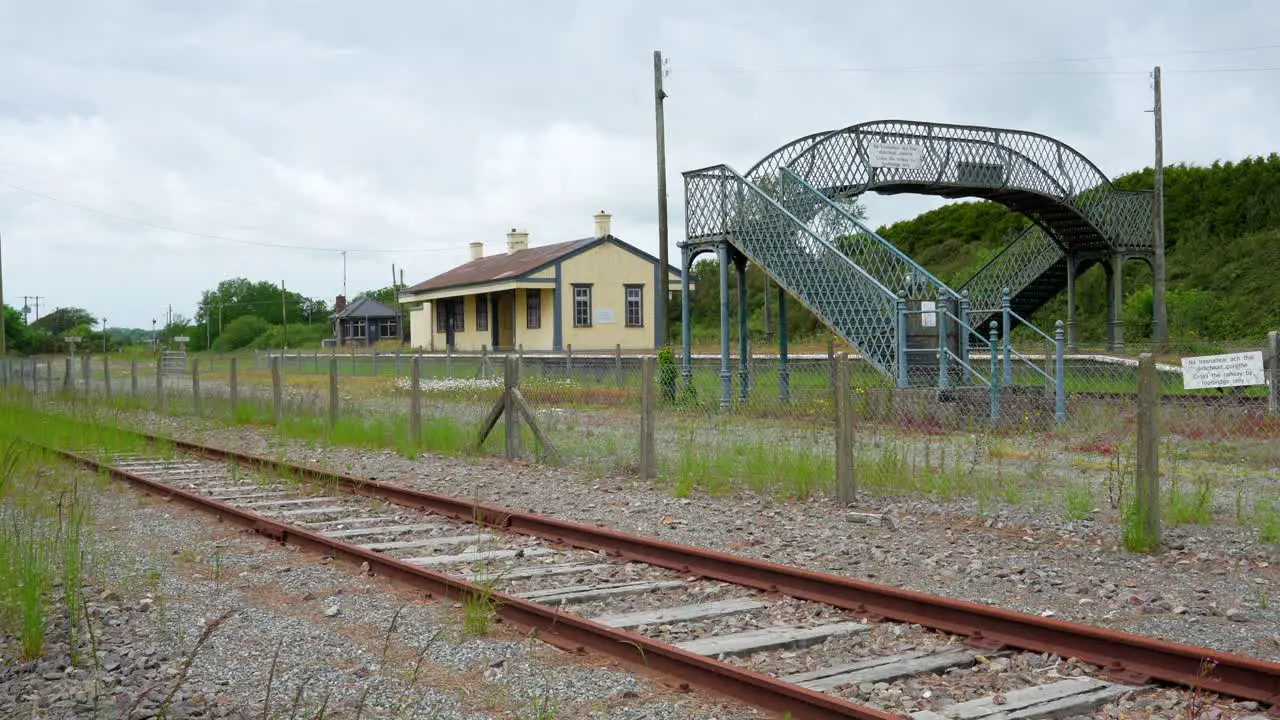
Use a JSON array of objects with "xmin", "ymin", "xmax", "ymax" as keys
[{"xmin": 43, "ymin": 431, "xmax": 1280, "ymax": 720}]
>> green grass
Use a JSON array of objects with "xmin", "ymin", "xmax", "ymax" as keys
[
  {"xmin": 1062, "ymin": 483, "xmax": 1094, "ymax": 521},
  {"xmin": 0, "ymin": 398, "xmax": 109, "ymax": 659},
  {"xmin": 1167, "ymin": 475, "xmax": 1214, "ymax": 526}
]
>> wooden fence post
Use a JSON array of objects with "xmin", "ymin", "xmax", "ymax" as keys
[
  {"xmin": 271, "ymin": 355, "xmax": 283, "ymax": 424},
  {"xmin": 191, "ymin": 359, "xmax": 201, "ymax": 417},
  {"xmin": 328, "ymin": 357, "xmax": 339, "ymax": 429},
  {"xmin": 154, "ymin": 358, "xmax": 163, "ymax": 408},
  {"xmin": 130, "ymin": 358, "xmax": 138, "ymax": 397},
  {"xmin": 827, "ymin": 337, "xmax": 836, "ymax": 389},
  {"xmin": 102, "ymin": 355, "xmax": 112, "ymax": 398},
  {"xmin": 64, "ymin": 358, "xmax": 74, "ymax": 394},
  {"xmin": 409, "ymin": 356, "xmax": 422, "ymax": 445},
  {"xmin": 1267, "ymin": 330, "xmax": 1279, "ymax": 416},
  {"xmin": 229, "ymin": 357, "xmax": 239, "ymax": 415},
  {"xmin": 1135, "ymin": 352, "xmax": 1161, "ymax": 549},
  {"xmin": 46, "ymin": 359, "xmax": 54, "ymax": 394},
  {"xmin": 504, "ymin": 354, "xmax": 521, "ymax": 459},
  {"xmin": 81, "ymin": 355, "xmax": 90, "ymax": 394},
  {"xmin": 834, "ymin": 352, "xmax": 856, "ymax": 505},
  {"xmin": 615, "ymin": 344, "xmax": 623, "ymax": 385},
  {"xmin": 640, "ymin": 356, "xmax": 656, "ymax": 480}
]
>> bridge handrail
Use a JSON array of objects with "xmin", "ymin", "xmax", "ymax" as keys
[{"xmin": 779, "ymin": 169, "xmax": 962, "ymax": 301}]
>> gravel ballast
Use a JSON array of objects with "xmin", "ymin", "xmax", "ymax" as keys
[
  {"xmin": 19, "ymin": 403, "xmax": 1277, "ymax": 718},
  {"xmin": 142, "ymin": 412, "xmax": 1279, "ymax": 667},
  {"xmin": 0, "ymin": 462, "xmax": 759, "ymax": 719}
]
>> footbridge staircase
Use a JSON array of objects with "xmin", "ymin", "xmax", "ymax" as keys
[{"xmin": 681, "ymin": 120, "xmax": 1154, "ymax": 411}]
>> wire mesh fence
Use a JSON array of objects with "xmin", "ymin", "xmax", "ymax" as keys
[{"xmin": 3, "ymin": 334, "xmax": 1276, "ymax": 526}]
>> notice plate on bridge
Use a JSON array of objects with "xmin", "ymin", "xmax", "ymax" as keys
[
  {"xmin": 1181, "ymin": 351, "xmax": 1265, "ymax": 390},
  {"xmin": 867, "ymin": 141, "xmax": 924, "ymax": 171}
]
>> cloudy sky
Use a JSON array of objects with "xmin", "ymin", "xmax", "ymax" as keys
[{"xmin": 2, "ymin": 0, "xmax": 1277, "ymax": 329}]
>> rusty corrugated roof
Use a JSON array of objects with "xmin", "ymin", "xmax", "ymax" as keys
[{"xmin": 404, "ymin": 237, "xmax": 600, "ymax": 294}]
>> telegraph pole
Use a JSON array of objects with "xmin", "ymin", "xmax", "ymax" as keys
[
  {"xmin": 653, "ymin": 50, "xmax": 670, "ymax": 346},
  {"xmin": 281, "ymin": 280, "xmax": 289, "ymax": 348},
  {"xmin": 0, "ymin": 231, "xmax": 6, "ymax": 356},
  {"xmin": 1151, "ymin": 65, "xmax": 1168, "ymax": 344},
  {"xmin": 21, "ymin": 296, "xmax": 44, "ymax": 324}
]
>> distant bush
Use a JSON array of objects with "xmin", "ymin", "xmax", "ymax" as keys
[
  {"xmin": 248, "ymin": 323, "xmax": 329, "ymax": 350},
  {"xmin": 211, "ymin": 316, "xmax": 270, "ymax": 352}
]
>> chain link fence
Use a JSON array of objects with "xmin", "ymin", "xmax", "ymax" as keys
[{"xmin": 3, "ymin": 334, "xmax": 1276, "ymax": 539}]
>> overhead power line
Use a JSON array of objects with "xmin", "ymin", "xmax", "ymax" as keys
[{"xmin": 684, "ymin": 41, "xmax": 1280, "ymax": 75}]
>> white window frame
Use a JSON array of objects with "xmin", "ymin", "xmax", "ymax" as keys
[
  {"xmin": 573, "ymin": 285, "xmax": 592, "ymax": 328},
  {"xmin": 624, "ymin": 285, "xmax": 643, "ymax": 327}
]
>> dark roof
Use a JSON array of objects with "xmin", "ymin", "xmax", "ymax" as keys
[
  {"xmin": 332, "ymin": 297, "xmax": 399, "ymax": 319},
  {"xmin": 404, "ymin": 237, "xmax": 599, "ymax": 294}
]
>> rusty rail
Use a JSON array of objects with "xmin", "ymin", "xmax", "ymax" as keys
[
  {"xmin": 50, "ymin": 444, "xmax": 898, "ymax": 720},
  {"xmin": 60, "ymin": 430, "xmax": 1280, "ymax": 715}
]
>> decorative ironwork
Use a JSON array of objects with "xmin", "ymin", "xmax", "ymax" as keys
[
  {"xmin": 685, "ymin": 165, "xmax": 901, "ymax": 376},
  {"xmin": 961, "ymin": 225, "xmax": 1065, "ymax": 320},
  {"xmin": 748, "ymin": 120, "xmax": 1153, "ymax": 262},
  {"xmin": 686, "ymin": 119, "xmax": 1152, "ymax": 386}
]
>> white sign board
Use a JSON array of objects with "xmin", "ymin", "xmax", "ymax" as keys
[
  {"xmin": 174, "ymin": 336, "xmax": 190, "ymax": 343},
  {"xmin": 920, "ymin": 301, "xmax": 937, "ymax": 328},
  {"xmin": 1181, "ymin": 351, "xmax": 1265, "ymax": 390},
  {"xmin": 64, "ymin": 336, "xmax": 80, "ymax": 344},
  {"xmin": 593, "ymin": 308, "xmax": 615, "ymax": 325},
  {"xmin": 867, "ymin": 142, "xmax": 924, "ymax": 171}
]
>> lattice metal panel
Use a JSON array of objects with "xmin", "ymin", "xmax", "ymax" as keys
[
  {"xmin": 960, "ymin": 225, "xmax": 1065, "ymax": 311},
  {"xmin": 768, "ymin": 169, "xmax": 960, "ymax": 302},
  {"xmin": 748, "ymin": 121, "xmax": 1153, "ymax": 256},
  {"xmin": 685, "ymin": 165, "xmax": 901, "ymax": 376}
]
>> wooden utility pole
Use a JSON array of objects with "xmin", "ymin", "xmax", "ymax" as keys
[
  {"xmin": 653, "ymin": 50, "xmax": 670, "ymax": 346},
  {"xmin": 280, "ymin": 280, "xmax": 289, "ymax": 348},
  {"xmin": 1151, "ymin": 66, "xmax": 1168, "ymax": 344},
  {"xmin": 1, "ymin": 231, "xmax": 7, "ymax": 356}
]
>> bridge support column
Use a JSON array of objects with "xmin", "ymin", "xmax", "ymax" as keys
[
  {"xmin": 1066, "ymin": 255, "xmax": 1078, "ymax": 352},
  {"xmin": 717, "ymin": 242, "xmax": 732, "ymax": 409},
  {"xmin": 734, "ymin": 253, "xmax": 749, "ymax": 402},
  {"xmin": 1107, "ymin": 253, "xmax": 1125, "ymax": 352},
  {"xmin": 777, "ymin": 284, "xmax": 789, "ymax": 404},
  {"xmin": 680, "ymin": 243, "xmax": 692, "ymax": 390}
]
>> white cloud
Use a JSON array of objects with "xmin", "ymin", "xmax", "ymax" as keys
[{"xmin": 0, "ymin": 0, "xmax": 1277, "ymax": 327}]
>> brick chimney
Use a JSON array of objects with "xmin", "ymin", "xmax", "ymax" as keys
[
  {"xmin": 334, "ymin": 294, "xmax": 347, "ymax": 313},
  {"xmin": 469, "ymin": 241, "xmax": 484, "ymax": 261},
  {"xmin": 506, "ymin": 228, "xmax": 529, "ymax": 254},
  {"xmin": 593, "ymin": 210, "xmax": 612, "ymax": 238}
]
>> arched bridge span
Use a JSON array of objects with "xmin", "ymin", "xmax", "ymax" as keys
[{"xmin": 679, "ymin": 119, "xmax": 1153, "ymax": 399}]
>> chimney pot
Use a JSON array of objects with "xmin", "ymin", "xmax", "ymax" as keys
[
  {"xmin": 593, "ymin": 210, "xmax": 612, "ymax": 239},
  {"xmin": 506, "ymin": 228, "xmax": 529, "ymax": 254},
  {"xmin": 469, "ymin": 242, "xmax": 484, "ymax": 261}
]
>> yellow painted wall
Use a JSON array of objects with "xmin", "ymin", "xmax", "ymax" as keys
[
  {"xmin": 428, "ymin": 289, "xmax": 555, "ymax": 352},
  {"xmin": 408, "ymin": 305, "xmax": 433, "ymax": 350},
  {"xmin": 518, "ymin": 288, "xmax": 554, "ymax": 350},
  {"xmin": 560, "ymin": 242, "xmax": 656, "ymax": 351},
  {"xmin": 430, "ymin": 295, "xmax": 491, "ymax": 352}
]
